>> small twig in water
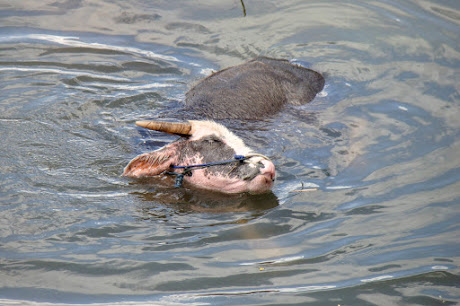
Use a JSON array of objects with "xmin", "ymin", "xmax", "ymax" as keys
[
  {"xmin": 240, "ymin": 0, "xmax": 246, "ymax": 17},
  {"xmin": 289, "ymin": 181, "xmax": 318, "ymax": 193},
  {"xmin": 290, "ymin": 188, "xmax": 318, "ymax": 193}
]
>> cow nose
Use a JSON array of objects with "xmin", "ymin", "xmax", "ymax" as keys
[{"xmin": 259, "ymin": 159, "xmax": 276, "ymax": 181}]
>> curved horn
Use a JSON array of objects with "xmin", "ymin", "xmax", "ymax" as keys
[{"xmin": 135, "ymin": 120, "xmax": 192, "ymax": 135}]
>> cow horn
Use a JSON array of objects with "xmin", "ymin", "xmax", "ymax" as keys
[{"xmin": 135, "ymin": 120, "xmax": 192, "ymax": 135}]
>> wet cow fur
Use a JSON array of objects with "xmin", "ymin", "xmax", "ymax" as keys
[{"xmin": 185, "ymin": 57, "xmax": 325, "ymax": 119}]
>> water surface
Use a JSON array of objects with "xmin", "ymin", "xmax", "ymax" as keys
[{"xmin": 0, "ymin": 0, "xmax": 459, "ymax": 305}]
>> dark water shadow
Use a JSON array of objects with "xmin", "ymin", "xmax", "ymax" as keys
[{"xmin": 128, "ymin": 177, "xmax": 279, "ymax": 213}]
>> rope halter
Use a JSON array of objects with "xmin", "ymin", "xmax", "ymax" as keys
[{"xmin": 165, "ymin": 153, "xmax": 271, "ymax": 188}]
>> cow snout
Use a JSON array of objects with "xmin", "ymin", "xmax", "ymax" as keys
[{"xmin": 259, "ymin": 159, "xmax": 276, "ymax": 182}]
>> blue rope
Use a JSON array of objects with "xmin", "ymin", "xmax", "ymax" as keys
[{"xmin": 166, "ymin": 155, "xmax": 248, "ymax": 188}]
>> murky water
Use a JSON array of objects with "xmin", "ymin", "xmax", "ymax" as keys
[{"xmin": 1, "ymin": 0, "xmax": 459, "ymax": 305}]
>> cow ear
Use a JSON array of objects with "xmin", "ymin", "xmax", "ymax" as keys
[{"xmin": 122, "ymin": 149, "xmax": 176, "ymax": 178}]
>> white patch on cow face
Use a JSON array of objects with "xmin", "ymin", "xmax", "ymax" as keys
[{"xmin": 189, "ymin": 120, "xmax": 253, "ymax": 156}]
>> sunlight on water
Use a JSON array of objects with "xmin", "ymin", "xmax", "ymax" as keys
[
  {"xmin": 1, "ymin": 34, "xmax": 182, "ymax": 62},
  {"xmin": 0, "ymin": 67, "xmax": 131, "ymax": 81}
]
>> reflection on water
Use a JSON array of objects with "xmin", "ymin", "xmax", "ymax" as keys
[
  {"xmin": 0, "ymin": 0, "xmax": 459, "ymax": 305},
  {"xmin": 133, "ymin": 178, "xmax": 279, "ymax": 213}
]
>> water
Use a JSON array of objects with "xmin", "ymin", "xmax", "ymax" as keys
[{"xmin": 1, "ymin": 0, "xmax": 459, "ymax": 305}]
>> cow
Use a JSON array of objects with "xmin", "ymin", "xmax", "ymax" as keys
[{"xmin": 123, "ymin": 57, "xmax": 325, "ymax": 194}]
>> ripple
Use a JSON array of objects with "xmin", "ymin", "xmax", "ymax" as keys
[
  {"xmin": 1, "ymin": 34, "xmax": 182, "ymax": 63},
  {"xmin": 0, "ymin": 66, "xmax": 130, "ymax": 81}
]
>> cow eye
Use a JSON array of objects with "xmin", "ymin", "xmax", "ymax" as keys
[{"xmin": 205, "ymin": 136, "xmax": 221, "ymax": 144}]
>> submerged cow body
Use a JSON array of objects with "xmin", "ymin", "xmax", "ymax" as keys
[
  {"xmin": 123, "ymin": 57, "xmax": 325, "ymax": 194},
  {"xmin": 185, "ymin": 57, "xmax": 325, "ymax": 119}
]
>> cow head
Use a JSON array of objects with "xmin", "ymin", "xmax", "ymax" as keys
[{"xmin": 123, "ymin": 120, "xmax": 275, "ymax": 194}]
